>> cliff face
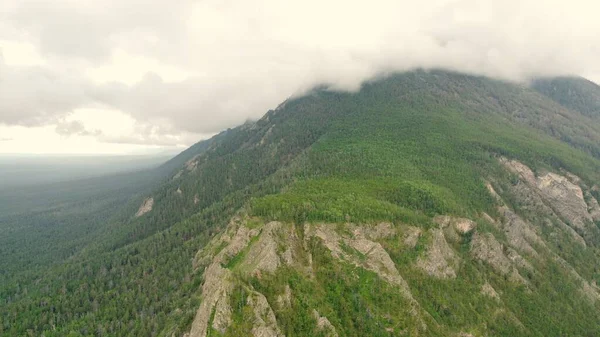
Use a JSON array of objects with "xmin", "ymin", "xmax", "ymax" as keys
[
  {"xmin": 184, "ymin": 159, "xmax": 600, "ymax": 337},
  {"xmin": 499, "ymin": 157, "xmax": 600, "ymax": 244}
]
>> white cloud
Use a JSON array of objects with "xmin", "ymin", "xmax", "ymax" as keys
[
  {"xmin": 0, "ymin": 55, "xmax": 91, "ymax": 126},
  {"xmin": 55, "ymin": 119, "xmax": 101, "ymax": 137},
  {"xmin": 0, "ymin": 40, "xmax": 46, "ymax": 66},
  {"xmin": 0, "ymin": 0, "xmax": 599, "ymax": 153},
  {"xmin": 85, "ymin": 49, "xmax": 192, "ymax": 85}
]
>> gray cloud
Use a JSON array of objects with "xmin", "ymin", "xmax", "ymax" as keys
[
  {"xmin": 0, "ymin": 53, "xmax": 93, "ymax": 126},
  {"xmin": 99, "ymin": 134, "xmax": 202, "ymax": 147},
  {"xmin": 0, "ymin": 0, "xmax": 599, "ymax": 146},
  {"xmin": 55, "ymin": 120, "xmax": 102, "ymax": 137},
  {"xmin": 95, "ymin": 121, "xmax": 208, "ymax": 146},
  {"xmin": 3, "ymin": 0, "xmax": 192, "ymax": 62},
  {"xmin": 96, "ymin": 73, "xmax": 294, "ymax": 134}
]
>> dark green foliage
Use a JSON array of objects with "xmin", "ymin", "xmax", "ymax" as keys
[
  {"xmin": 381, "ymin": 230, "xmax": 430, "ymax": 266},
  {"xmin": 384, "ymin": 181, "xmax": 457, "ymax": 215},
  {"xmin": 243, "ymin": 240, "xmax": 428, "ymax": 337},
  {"xmin": 532, "ymin": 76, "xmax": 600, "ymax": 118},
  {"xmin": 251, "ymin": 71, "xmax": 600, "ymax": 227},
  {"xmin": 220, "ymin": 284, "xmax": 254, "ymax": 337},
  {"xmin": 251, "ymin": 178, "xmax": 433, "ymax": 224}
]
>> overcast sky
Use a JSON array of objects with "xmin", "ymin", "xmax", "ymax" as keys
[{"xmin": 1, "ymin": 0, "xmax": 599, "ymax": 154}]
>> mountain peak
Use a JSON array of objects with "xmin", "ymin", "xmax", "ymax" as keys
[{"xmin": 5, "ymin": 71, "xmax": 600, "ymax": 336}]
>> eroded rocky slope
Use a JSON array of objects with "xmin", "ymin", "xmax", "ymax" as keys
[{"xmin": 183, "ymin": 159, "xmax": 600, "ymax": 337}]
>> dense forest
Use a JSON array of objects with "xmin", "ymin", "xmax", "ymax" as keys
[{"xmin": 2, "ymin": 70, "xmax": 600, "ymax": 336}]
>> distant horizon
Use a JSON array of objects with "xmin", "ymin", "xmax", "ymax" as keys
[
  {"xmin": 0, "ymin": 150, "xmax": 182, "ymax": 158},
  {"xmin": 0, "ymin": 151, "xmax": 174, "ymax": 189}
]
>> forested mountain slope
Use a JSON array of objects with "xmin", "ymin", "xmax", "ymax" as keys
[
  {"xmin": 532, "ymin": 76, "xmax": 600, "ymax": 119},
  {"xmin": 3, "ymin": 70, "xmax": 600, "ymax": 336}
]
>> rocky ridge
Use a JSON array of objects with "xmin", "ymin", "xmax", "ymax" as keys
[{"xmin": 183, "ymin": 157, "xmax": 600, "ymax": 336}]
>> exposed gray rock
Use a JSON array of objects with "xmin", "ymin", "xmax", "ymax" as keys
[
  {"xmin": 470, "ymin": 232, "xmax": 526, "ymax": 284},
  {"xmin": 247, "ymin": 292, "xmax": 283, "ymax": 337},
  {"xmin": 500, "ymin": 158, "xmax": 594, "ymax": 236},
  {"xmin": 240, "ymin": 222, "xmax": 283, "ymax": 275},
  {"xmin": 499, "ymin": 158, "xmax": 589, "ymax": 245},
  {"xmin": 240, "ymin": 221, "xmax": 308, "ymax": 277},
  {"xmin": 312, "ymin": 309, "xmax": 338, "ymax": 337},
  {"xmin": 499, "ymin": 158, "xmax": 536, "ymax": 185},
  {"xmin": 561, "ymin": 170, "xmax": 583, "ymax": 186},
  {"xmin": 454, "ymin": 218, "xmax": 477, "ymax": 235},
  {"xmin": 506, "ymin": 247, "xmax": 534, "ymax": 272},
  {"xmin": 402, "ymin": 226, "xmax": 422, "ymax": 248},
  {"xmin": 259, "ymin": 124, "xmax": 275, "ymax": 146},
  {"xmin": 536, "ymin": 172, "xmax": 591, "ymax": 230},
  {"xmin": 585, "ymin": 191, "xmax": 600, "ymax": 221},
  {"xmin": 185, "ymin": 155, "xmax": 200, "ymax": 171},
  {"xmin": 135, "ymin": 197, "xmax": 154, "ymax": 217},
  {"xmin": 352, "ymin": 222, "xmax": 396, "ymax": 240},
  {"xmin": 498, "ymin": 207, "xmax": 544, "ymax": 257},
  {"xmin": 188, "ymin": 262, "xmax": 232, "ymax": 337},
  {"xmin": 189, "ymin": 220, "xmax": 261, "ymax": 337},
  {"xmin": 275, "ymin": 284, "xmax": 292, "ymax": 309},
  {"xmin": 212, "ymin": 283, "xmax": 233, "ymax": 332},
  {"xmin": 434, "ymin": 215, "xmax": 476, "ymax": 235},
  {"xmin": 307, "ymin": 224, "xmax": 414, "ymax": 298},
  {"xmin": 485, "ymin": 182, "xmax": 503, "ymax": 203},
  {"xmin": 480, "ymin": 282, "xmax": 500, "ymax": 300},
  {"xmin": 306, "ymin": 223, "xmax": 427, "ymax": 329},
  {"xmin": 173, "ymin": 170, "xmax": 183, "ymax": 180},
  {"xmin": 417, "ymin": 229, "xmax": 459, "ymax": 279}
]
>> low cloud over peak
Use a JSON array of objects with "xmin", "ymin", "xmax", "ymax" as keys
[{"xmin": 1, "ymin": 0, "xmax": 599, "ymax": 152}]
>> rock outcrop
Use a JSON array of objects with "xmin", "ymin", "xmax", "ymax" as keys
[
  {"xmin": 312, "ymin": 309, "xmax": 338, "ymax": 337},
  {"xmin": 497, "ymin": 207, "xmax": 544, "ymax": 257},
  {"xmin": 188, "ymin": 219, "xmax": 431, "ymax": 336},
  {"xmin": 402, "ymin": 226, "xmax": 422, "ymax": 248},
  {"xmin": 306, "ymin": 224, "xmax": 415, "ymax": 300},
  {"xmin": 186, "ymin": 189, "xmax": 600, "ymax": 337},
  {"xmin": 480, "ymin": 282, "xmax": 500, "ymax": 300},
  {"xmin": 247, "ymin": 292, "xmax": 283, "ymax": 337},
  {"xmin": 417, "ymin": 229, "xmax": 459, "ymax": 278},
  {"xmin": 471, "ymin": 232, "xmax": 527, "ymax": 284},
  {"xmin": 536, "ymin": 172, "xmax": 591, "ymax": 230},
  {"xmin": 185, "ymin": 155, "xmax": 200, "ymax": 172},
  {"xmin": 435, "ymin": 216, "xmax": 476, "ymax": 235},
  {"xmin": 189, "ymin": 219, "xmax": 260, "ymax": 337},
  {"xmin": 499, "ymin": 157, "xmax": 599, "ymax": 243},
  {"xmin": 135, "ymin": 197, "xmax": 154, "ymax": 217}
]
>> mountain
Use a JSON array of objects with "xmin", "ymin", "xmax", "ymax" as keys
[
  {"xmin": 532, "ymin": 76, "xmax": 600, "ymax": 119},
  {"xmin": 3, "ymin": 70, "xmax": 600, "ymax": 337}
]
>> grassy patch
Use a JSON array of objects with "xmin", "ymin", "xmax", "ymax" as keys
[{"xmin": 224, "ymin": 235, "xmax": 260, "ymax": 270}]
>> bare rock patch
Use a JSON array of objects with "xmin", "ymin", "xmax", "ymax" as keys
[
  {"xmin": 417, "ymin": 229, "xmax": 459, "ymax": 279},
  {"xmin": 312, "ymin": 309, "xmax": 338, "ymax": 337},
  {"xmin": 470, "ymin": 232, "xmax": 526, "ymax": 284},
  {"xmin": 135, "ymin": 197, "xmax": 154, "ymax": 217},
  {"xmin": 481, "ymin": 282, "xmax": 500, "ymax": 300}
]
